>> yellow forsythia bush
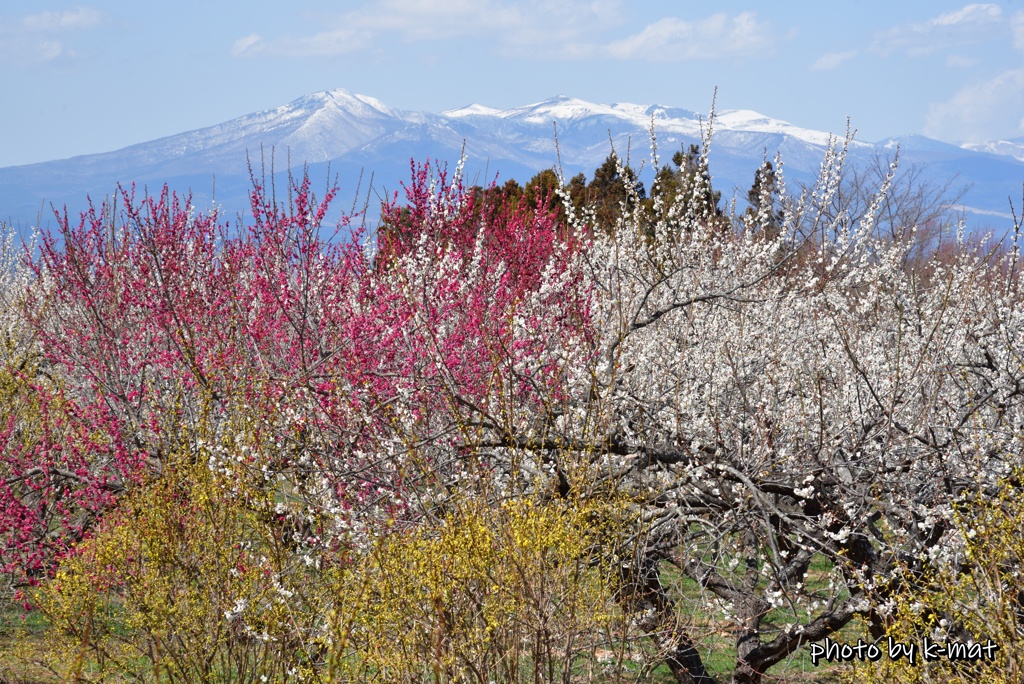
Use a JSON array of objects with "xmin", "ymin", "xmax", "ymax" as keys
[
  {"xmin": 31, "ymin": 445, "xmax": 329, "ymax": 683},
  {"xmin": 328, "ymin": 494, "xmax": 631, "ymax": 683},
  {"xmin": 27, "ymin": 446, "xmax": 636, "ymax": 683},
  {"xmin": 847, "ymin": 473, "xmax": 1024, "ymax": 684}
]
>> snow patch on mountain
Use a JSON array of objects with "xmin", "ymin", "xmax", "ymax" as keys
[
  {"xmin": 715, "ymin": 110, "xmax": 853, "ymax": 148},
  {"xmin": 963, "ymin": 138, "xmax": 1024, "ymax": 163},
  {"xmin": 443, "ymin": 104, "xmax": 503, "ymax": 117},
  {"xmin": 440, "ymin": 96, "xmax": 855, "ymax": 150}
]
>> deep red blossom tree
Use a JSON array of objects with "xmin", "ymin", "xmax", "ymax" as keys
[{"xmin": 2, "ymin": 158, "xmax": 589, "ymax": 590}]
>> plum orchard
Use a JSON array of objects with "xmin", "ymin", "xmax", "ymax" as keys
[{"xmin": 1, "ymin": 129, "xmax": 1023, "ymax": 683}]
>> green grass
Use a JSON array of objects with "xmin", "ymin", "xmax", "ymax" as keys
[
  {"xmin": 654, "ymin": 551, "xmax": 868, "ymax": 682},
  {"xmin": 1, "ymin": 597, "xmax": 56, "ymax": 684}
]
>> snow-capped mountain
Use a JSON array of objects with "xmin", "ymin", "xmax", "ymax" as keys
[
  {"xmin": 2, "ymin": 88, "xmax": 1023, "ymax": 233},
  {"xmin": 964, "ymin": 137, "xmax": 1024, "ymax": 163}
]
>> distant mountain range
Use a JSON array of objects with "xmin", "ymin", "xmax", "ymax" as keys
[{"xmin": 2, "ymin": 88, "xmax": 1023, "ymax": 235}]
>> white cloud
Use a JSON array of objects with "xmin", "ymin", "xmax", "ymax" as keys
[
  {"xmin": 872, "ymin": 3, "xmax": 1002, "ymax": 56},
  {"xmin": 1012, "ymin": 12, "xmax": 1024, "ymax": 50},
  {"xmin": 602, "ymin": 12, "xmax": 775, "ymax": 61},
  {"xmin": 232, "ymin": 0, "xmax": 620, "ymax": 59},
  {"xmin": 932, "ymin": 3, "xmax": 1001, "ymax": 26},
  {"xmin": 924, "ymin": 68, "xmax": 1024, "ymax": 143},
  {"xmin": 31, "ymin": 40, "xmax": 64, "ymax": 62},
  {"xmin": 945, "ymin": 54, "xmax": 979, "ymax": 68},
  {"xmin": 809, "ymin": 50, "xmax": 858, "ymax": 72},
  {"xmin": 230, "ymin": 29, "xmax": 370, "ymax": 58},
  {"xmin": 0, "ymin": 6, "xmax": 103, "ymax": 64},
  {"xmin": 230, "ymin": 4, "xmax": 781, "ymax": 63},
  {"xmin": 22, "ymin": 7, "xmax": 102, "ymax": 31},
  {"xmin": 230, "ymin": 34, "xmax": 265, "ymax": 58},
  {"xmin": 348, "ymin": 0, "xmax": 525, "ymax": 40}
]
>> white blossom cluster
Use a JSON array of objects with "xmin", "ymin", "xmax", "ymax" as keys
[
  {"xmin": 0, "ymin": 223, "xmax": 39, "ymax": 365},
  {"xmin": 540, "ymin": 127, "xmax": 1024, "ymax": 668}
]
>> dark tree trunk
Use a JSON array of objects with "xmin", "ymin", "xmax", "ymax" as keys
[{"xmin": 617, "ymin": 556, "xmax": 719, "ymax": 684}]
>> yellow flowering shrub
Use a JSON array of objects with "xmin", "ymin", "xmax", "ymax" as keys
[
  {"xmin": 329, "ymin": 495, "xmax": 630, "ymax": 683},
  {"xmin": 847, "ymin": 473, "xmax": 1024, "ymax": 684},
  {"xmin": 31, "ymin": 444, "xmax": 328, "ymax": 683}
]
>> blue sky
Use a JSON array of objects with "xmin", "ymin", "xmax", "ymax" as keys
[{"xmin": 2, "ymin": 1, "xmax": 1023, "ymax": 167}]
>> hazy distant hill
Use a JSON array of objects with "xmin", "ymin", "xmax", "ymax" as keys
[{"xmin": 2, "ymin": 88, "xmax": 1023, "ymax": 235}]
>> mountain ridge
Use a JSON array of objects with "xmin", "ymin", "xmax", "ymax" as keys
[{"xmin": 2, "ymin": 88, "xmax": 1022, "ymax": 231}]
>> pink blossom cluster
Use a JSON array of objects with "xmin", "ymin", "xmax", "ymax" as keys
[{"xmin": 0, "ymin": 159, "xmax": 588, "ymax": 587}]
